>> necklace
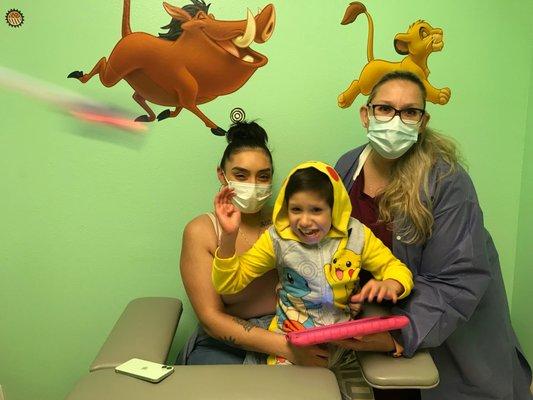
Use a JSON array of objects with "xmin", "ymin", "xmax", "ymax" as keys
[
  {"xmin": 238, "ymin": 212, "xmax": 271, "ymax": 247},
  {"xmin": 238, "ymin": 225, "xmax": 261, "ymax": 247}
]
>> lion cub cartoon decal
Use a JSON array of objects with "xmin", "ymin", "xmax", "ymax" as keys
[{"xmin": 338, "ymin": 2, "xmax": 450, "ymax": 108}]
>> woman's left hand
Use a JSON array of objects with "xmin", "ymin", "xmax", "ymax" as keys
[{"xmin": 332, "ymin": 331, "xmax": 395, "ymax": 352}]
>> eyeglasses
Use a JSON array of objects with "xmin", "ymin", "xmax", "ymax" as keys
[{"xmin": 367, "ymin": 103, "xmax": 425, "ymax": 125}]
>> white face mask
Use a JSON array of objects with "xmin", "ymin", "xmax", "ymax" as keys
[
  {"xmin": 366, "ymin": 115, "xmax": 420, "ymax": 159},
  {"xmin": 223, "ymin": 173, "xmax": 272, "ymax": 214}
]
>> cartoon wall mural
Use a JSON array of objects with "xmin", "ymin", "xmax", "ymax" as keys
[
  {"xmin": 68, "ymin": 0, "xmax": 276, "ymax": 136},
  {"xmin": 337, "ymin": 1, "xmax": 450, "ymax": 108}
]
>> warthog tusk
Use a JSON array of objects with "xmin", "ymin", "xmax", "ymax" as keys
[{"xmin": 232, "ymin": 9, "xmax": 256, "ymax": 48}]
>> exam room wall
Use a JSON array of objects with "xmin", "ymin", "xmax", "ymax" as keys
[
  {"xmin": 512, "ymin": 41, "xmax": 533, "ymax": 362},
  {"xmin": 0, "ymin": 1, "xmax": 532, "ymax": 399}
]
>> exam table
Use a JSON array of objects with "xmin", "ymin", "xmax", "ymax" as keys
[{"xmin": 66, "ymin": 297, "xmax": 439, "ymax": 400}]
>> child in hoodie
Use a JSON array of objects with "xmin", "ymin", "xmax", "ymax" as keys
[{"xmin": 212, "ymin": 161, "xmax": 413, "ymax": 366}]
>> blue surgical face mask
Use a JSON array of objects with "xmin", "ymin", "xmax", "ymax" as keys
[{"xmin": 366, "ymin": 116, "xmax": 420, "ymax": 159}]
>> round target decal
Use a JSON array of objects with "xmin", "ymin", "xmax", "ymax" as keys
[{"xmin": 230, "ymin": 107, "xmax": 246, "ymax": 123}]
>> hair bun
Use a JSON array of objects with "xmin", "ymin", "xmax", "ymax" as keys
[{"xmin": 226, "ymin": 121, "xmax": 268, "ymax": 145}]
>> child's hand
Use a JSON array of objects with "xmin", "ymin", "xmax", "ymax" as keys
[
  {"xmin": 347, "ymin": 285, "xmax": 363, "ymax": 317},
  {"xmin": 350, "ymin": 279, "xmax": 403, "ymax": 304},
  {"xmin": 214, "ymin": 186, "xmax": 241, "ymax": 235},
  {"xmin": 347, "ymin": 301, "xmax": 363, "ymax": 318},
  {"xmin": 332, "ymin": 331, "xmax": 395, "ymax": 352}
]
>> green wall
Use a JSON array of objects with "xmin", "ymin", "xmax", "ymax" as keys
[
  {"xmin": 1, "ymin": 1, "xmax": 532, "ymax": 399},
  {"xmin": 513, "ymin": 37, "xmax": 533, "ymax": 362}
]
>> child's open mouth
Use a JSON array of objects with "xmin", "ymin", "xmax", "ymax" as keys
[{"xmin": 299, "ymin": 228, "xmax": 320, "ymax": 240}]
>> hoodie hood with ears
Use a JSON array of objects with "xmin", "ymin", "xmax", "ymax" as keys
[{"xmin": 272, "ymin": 161, "xmax": 352, "ymax": 242}]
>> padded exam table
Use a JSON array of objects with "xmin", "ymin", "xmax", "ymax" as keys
[{"xmin": 66, "ymin": 297, "xmax": 438, "ymax": 399}]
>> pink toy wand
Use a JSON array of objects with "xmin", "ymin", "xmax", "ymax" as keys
[{"xmin": 286, "ymin": 315, "xmax": 409, "ymax": 347}]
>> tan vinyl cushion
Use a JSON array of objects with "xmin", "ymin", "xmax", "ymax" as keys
[
  {"xmin": 90, "ymin": 297, "xmax": 182, "ymax": 371},
  {"xmin": 358, "ymin": 350, "xmax": 439, "ymax": 389},
  {"xmin": 67, "ymin": 365, "xmax": 342, "ymax": 400},
  {"xmin": 356, "ymin": 303, "xmax": 440, "ymax": 389}
]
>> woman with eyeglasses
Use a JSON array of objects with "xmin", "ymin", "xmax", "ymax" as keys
[{"xmin": 335, "ymin": 71, "xmax": 532, "ymax": 400}]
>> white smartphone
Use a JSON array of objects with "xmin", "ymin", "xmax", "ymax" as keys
[{"xmin": 115, "ymin": 358, "xmax": 174, "ymax": 383}]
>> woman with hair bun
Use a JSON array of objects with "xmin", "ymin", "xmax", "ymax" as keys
[{"xmin": 178, "ymin": 121, "xmax": 329, "ymax": 366}]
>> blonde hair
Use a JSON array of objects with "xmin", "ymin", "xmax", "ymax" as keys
[
  {"xmin": 378, "ymin": 127, "xmax": 460, "ymax": 244},
  {"xmin": 368, "ymin": 71, "xmax": 460, "ymax": 244}
]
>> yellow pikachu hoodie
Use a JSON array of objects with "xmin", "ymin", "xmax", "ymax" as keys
[{"xmin": 212, "ymin": 161, "xmax": 413, "ymax": 361}]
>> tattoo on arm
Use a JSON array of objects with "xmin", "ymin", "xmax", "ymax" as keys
[
  {"xmin": 218, "ymin": 318, "xmax": 257, "ymax": 347},
  {"xmin": 233, "ymin": 317, "xmax": 257, "ymax": 332},
  {"xmin": 220, "ymin": 336, "xmax": 240, "ymax": 348}
]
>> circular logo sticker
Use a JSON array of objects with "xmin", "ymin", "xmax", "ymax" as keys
[{"xmin": 6, "ymin": 9, "xmax": 24, "ymax": 28}]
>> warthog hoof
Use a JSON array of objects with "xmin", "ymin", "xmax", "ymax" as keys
[
  {"xmin": 157, "ymin": 109, "xmax": 171, "ymax": 121},
  {"xmin": 67, "ymin": 71, "xmax": 84, "ymax": 79},
  {"xmin": 211, "ymin": 127, "xmax": 226, "ymax": 136},
  {"xmin": 135, "ymin": 115, "xmax": 152, "ymax": 122}
]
